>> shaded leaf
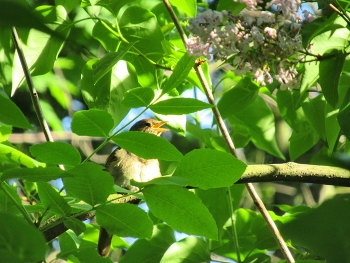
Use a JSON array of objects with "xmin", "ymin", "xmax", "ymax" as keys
[
  {"xmin": 0, "ymin": 212, "xmax": 46, "ymax": 263},
  {"xmin": 289, "ymin": 124, "xmax": 319, "ymax": 161},
  {"xmin": 302, "ymin": 94, "xmax": 327, "ymax": 144},
  {"xmin": 150, "ymin": 98, "xmax": 214, "ymax": 115},
  {"xmin": 218, "ymin": 77, "xmax": 259, "ymax": 119},
  {"xmin": 93, "ymin": 42, "xmax": 135, "ymax": 84},
  {"xmin": 229, "ymin": 96, "xmax": 285, "ymax": 159},
  {"xmin": 0, "ymin": 94, "xmax": 32, "ymax": 130},
  {"xmin": 319, "ymin": 50, "xmax": 345, "ymax": 107},
  {"xmin": 1, "ymin": 167, "xmax": 65, "ymax": 182},
  {"xmin": 12, "ymin": 6, "xmax": 71, "ymax": 92},
  {"xmin": 37, "ymin": 182, "xmax": 71, "ymax": 216},
  {"xmin": 63, "ymin": 218, "xmax": 87, "ymax": 236},
  {"xmin": 81, "ymin": 60, "xmax": 136, "ymax": 125},
  {"xmin": 63, "ymin": 163, "xmax": 114, "ymax": 206},
  {"xmin": 160, "ymin": 236, "xmax": 211, "ymax": 263},
  {"xmin": 121, "ymin": 87, "xmax": 154, "ymax": 108},
  {"xmin": 119, "ymin": 224, "xmax": 175, "ymax": 263},
  {"xmin": 0, "ymin": 143, "xmax": 45, "ymax": 168},
  {"xmin": 161, "ymin": 53, "xmax": 196, "ymax": 95},
  {"xmin": 143, "ymin": 185, "xmax": 218, "ymax": 240},
  {"xmin": 96, "ymin": 203, "xmax": 153, "ymax": 238}
]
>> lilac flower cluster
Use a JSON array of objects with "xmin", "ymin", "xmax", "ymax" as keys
[{"xmin": 186, "ymin": 1, "xmax": 312, "ymax": 88}]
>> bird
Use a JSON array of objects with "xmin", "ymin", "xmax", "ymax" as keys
[{"xmin": 97, "ymin": 118, "xmax": 168, "ymax": 257}]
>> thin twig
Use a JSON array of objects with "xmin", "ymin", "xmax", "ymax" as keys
[
  {"xmin": 162, "ymin": 1, "xmax": 295, "ymax": 262},
  {"xmin": 11, "ymin": 28, "xmax": 54, "ymax": 143},
  {"xmin": 330, "ymin": 3, "xmax": 350, "ymax": 26}
]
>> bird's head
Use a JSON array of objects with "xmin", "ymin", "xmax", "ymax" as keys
[{"xmin": 129, "ymin": 119, "xmax": 168, "ymax": 135}]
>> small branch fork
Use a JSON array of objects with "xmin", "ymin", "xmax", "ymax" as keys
[{"xmin": 162, "ymin": 1, "xmax": 295, "ymax": 262}]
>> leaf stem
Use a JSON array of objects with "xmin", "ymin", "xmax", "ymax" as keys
[
  {"xmin": 82, "ymin": 107, "xmax": 149, "ymax": 163},
  {"xmin": 0, "ymin": 182, "xmax": 33, "ymax": 225},
  {"xmin": 98, "ymin": 19, "xmax": 171, "ymax": 70}
]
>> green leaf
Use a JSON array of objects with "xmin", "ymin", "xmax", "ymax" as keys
[
  {"xmin": 96, "ymin": 203, "xmax": 153, "ymax": 238},
  {"xmin": 63, "ymin": 218, "xmax": 86, "ymax": 236},
  {"xmin": 277, "ymin": 90, "xmax": 307, "ymax": 130},
  {"xmin": 302, "ymin": 94, "xmax": 327, "ymax": 145},
  {"xmin": 160, "ymin": 236, "xmax": 211, "ymax": 263},
  {"xmin": 0, "ymin": 212, "xmax": 46, "ymax": 263},
  {"xmin": 155, "ymin": 114, "xmax": 187, "ymax": 135},
  {"xmin": 112, "ymin": 131, "xmax": 183, "ymax": 161},
  {"xmin": 289, "ymin": 124, "xmax": 319, "ymax": 161},
  {"xmin": 150, "ymin": 98, "xmax": 214, "ymax": 115},
  {"xmin": 57, "ymin": 232, "xmax": 77, "ymax": 258},
  {"xmin": 81, "ymin": 59, "xmax": 136, "ymax": 125},
  {"xmin": 55, "ymin": 0, "xmax": 80, "ymax": 13},
  {"xmin": 0, "ymin": 182, "xmax": 23, "ymax": 216},
  {"xmin": 12, "ymin": 6, "xmax": 71, "ymax": 92},
  {"xmin": 30, "ymin": 142, "xmax": 81, "ymax": 166},
  {"xmin": 172, "ymin": 148, "xmax": 246, "ymax": 190},
  {"xmin": 229, "ymin": 96, "xmax": 285, "ymax": 159},
  {"xmin": 39, "ymin": 100, "xmax": 64, "ymax": 131},
  {"xmin": 309, "ymin": 14, "xmax": 350, "ymax": 56},
  {"xmin": 168, "ymin": 0, "xmax": 196, "ymax": 17},
  {"xmin": 319, "ymin": 50, "xmax": 346, "ymax": 107},
  {"xmin": 217, "ymin": 0, "xmax": 246, "ymax": 15},
  {"xmin": 338, "ymin": 88, "xmax": 350, "ymax": 141},
  {"xmin": 218, "ymin": 76, "xmax": 259, "ymax": 119},
  {"xmin": 37, "ymin": 181, "xmax": 71, "ymax": 216},
  {"xmin": 143, "ymin": 185, "xmax": 218, "ymax": 240},
  {"xmin": 187, "ymin": 122, "xmax": 228, "ymax": 151},
  {"xmin": 0, "ymin": 143, "xmax": 45, "ymax": 168},
  {"xmin": 119, "ymin": 6, "xmax": 164, "ymax": 61},
  {"xmin": 1, "ymin": 167, "xmax": 66, "ymax": 182},
  {"xmin": 196, "ymin": 184, "xmax": 245, "ymax": 237},
  {"xmin": 121, "ymin": 87, "xmax": 155, "ymax": 108},
  {"xmin": 119, "ymin": 224, "xmax": 175, "ymax": 263},
  {"xmin": 300, "ymin": 56, "xmax": 319, "ymax": 94},
  {"xmin": 282, "ymin": 197, "xmax": 350, "ymax": 263},
  {"xmin": 92, "ymin": 20, "xmax": 120, "ymax": 52},
  {"xmin": 0, "ymin": 94, "xmax": 32, "ymax": 130},
  {"xmin": 161, "ymin": 53, "xmax": 196, "ymax": 95},
  {"xmin": 63, "ymin": 163, "xmax": 114, "ymax": 206},
  {"xmin": 131, "ymin": 176, "xmax": 188, "ymax": 188},
  {"xmin": 71, "ymin": 109, "xmax": 114, "ymax": 137},
  {"xmin": 0, "ymin": 124, "xmax": 12, "ymax": 142},
  {"xmin": 93, "ymin": 42, "xmax": 135, "ymax": 84}
]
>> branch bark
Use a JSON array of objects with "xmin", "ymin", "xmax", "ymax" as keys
[
  {"xmin": 238, "ymin": 163, "xmax": 350, "ymax": 186},
  {"xmin": 41, "ymin": 162, "xmax": 350, "ymax": 243}
]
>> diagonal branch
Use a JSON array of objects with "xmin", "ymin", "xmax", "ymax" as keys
[{"xmin": 11, "ymin": 28, "xmax": 55, "ymax": 143}]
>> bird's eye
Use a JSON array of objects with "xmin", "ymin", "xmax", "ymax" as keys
[{"xmin": 144, "ymin": 122, "xmax": 151, "ymax": 127}]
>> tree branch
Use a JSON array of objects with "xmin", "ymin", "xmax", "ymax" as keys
[
  {"xmin": 40, "ymin": 163, "xmax": 350, "ymax": 242},
  {"xmin": 237, "ymin": 163, "xmax": 350, "ymax": 186}
]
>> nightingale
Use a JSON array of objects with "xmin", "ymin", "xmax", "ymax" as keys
[{"xmin": 97, "ymin": 118, "xmax": 168, "ymax": 257}]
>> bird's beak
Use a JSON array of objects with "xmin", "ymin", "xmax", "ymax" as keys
[{"xmin": 151, "ymin": 121, "xmax": 169, "ymax": 132}]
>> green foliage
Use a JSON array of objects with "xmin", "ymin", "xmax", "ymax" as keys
[
  {"xmin": 143, "ymin": 185, "xmax": 218, "ymax": 240},
  {"xmin": 0, "ymin": 93, "xmax": 32, "ymax": 129},
  {"xmin": 1, "ymin": 0, "xmax": 350, "ymax": 262},
  {"xmin": 96, "ymin": 203, "xmax": 154, "ymax": 238},
  {"xmin": 112, "ymin": 131, "xmax": 183, "ymax": 161},
  {"xmin": 172, "ymin": 148, "xmax": 246, "ymax": 189}
]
